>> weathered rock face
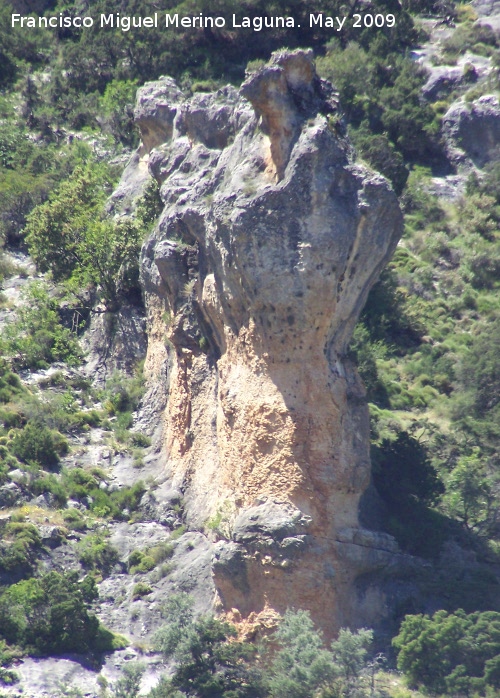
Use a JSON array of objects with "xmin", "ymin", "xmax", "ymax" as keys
[
  {"xmin": 443, "ymin": 94, "xmax": 500, "ymax": 169},
  {"xmin": 138, "ymin": 50, "xmax": 403, "ymax": 635}
]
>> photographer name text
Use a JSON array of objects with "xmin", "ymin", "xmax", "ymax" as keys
[{"xmin": 11, "ymin": 12, "xmax": 396, "ymax": 32}]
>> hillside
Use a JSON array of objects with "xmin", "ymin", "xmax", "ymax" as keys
[{"xmin": 0, "ymin": 0, "xmax": 500, "ymax": 696}]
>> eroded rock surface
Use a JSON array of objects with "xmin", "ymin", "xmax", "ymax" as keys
[
  {"xmin": 443, "ymin": 94, "xmax": 500, "ymax": 169},
  {"xmin": 135, "ymin": 50, "xmax": 403, "ymax": 635}
]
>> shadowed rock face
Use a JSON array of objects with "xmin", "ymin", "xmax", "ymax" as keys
[
  {"xmin": 443, "ymin": 94, "xmax": 500, "ymax": 169},
  {"xmin": 139, "ymin": 50, "xmax": 403, "ymax": 635}
]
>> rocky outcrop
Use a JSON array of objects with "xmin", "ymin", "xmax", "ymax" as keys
[
  {"xmin": 442, "ymin": 94, "xmax": 500, "ymax": 168},
  {"xmin": 132, "ymin": 50, "xmax": 403, "ymax": 635},
  {"xmin": 81, "ymin": 305, "xmax": 147, "ymax": 386}
]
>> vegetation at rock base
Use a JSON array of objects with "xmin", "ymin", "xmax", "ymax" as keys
[{"xmin": 97, "ymin": 596, "xmax": 380, "ymax": 697}]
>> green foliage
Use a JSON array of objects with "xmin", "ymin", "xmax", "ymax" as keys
[
  {"xmin": 1, "ymin": 282, "xmax": 82, "ymax": 370},
  {"xmin": 372, "ymin": 431, "xmax": 444, "ymax": 509},
  {"xmin": 393, "ymin": 609, "xmax": 500, "ymax": 695},
  {"xmin": 442, "ymin": 22, "xmax": 499, "ymax": 58},
  {"xmin": 0, "ymin": 362, "xmax": 24, "ymax": 405},
  {"xmin": 103, "ymin": 369, "xmax": 145, "ymax": 416},
  {"xmin": 268, "ymin": 610, "xmax": 374, "ymax": 698},
  {"xmin": 0, "ymin": 5, "xmax": 55, "ymax": 88},
  {"xmin": 61, "ymin": 467, "xmax": 145, "ymax": 520},
  {"xmin": 77, "ymin": 532, "xmax": 120, "ymax": 577},
  {"xmin": 62, "ymin": 508, "xmax": 87, "ymax": 531},
  {"xmin": 31, "ymin": 471, "xmax": 68, "ymax": 507},
  {"xmin": 128, "ymin": 543, "xmax": 173, "ymax": 574},
  {"xmin": 149, "ymin": 600, "xmax": 377, "ymax": 698},
  {"xmin": 351, "ymin": 127, "xmax": 408, "ymax": 195},
  {"xmin": 107, "ymin": 662, "xmax": 146, "ymax": 698},
  {"xmin": 267, "ymin": 609, "xmax": 338, "ymax": 698},
  {"xmin": 99, "ymin": 79, "xmax": 139, "ymax": 147},
  {"xmin": 135, "ymin": 179, "xmax": 163, "ymax": 230},
  {"xmin": 132, "ymin": 583, "xmax": 152, "ymax": 600},
  {"xmin": 24, "ymin": 162, "xmax": 135, "ymax": 306},
  {"xmin": 442, "ymin": 452, "xmax": 496, "ymax": 534},
  {"xmin": 22, "ymin": 158, "xmax": 142, "ymax": 307},
  {"xmin": 0, "ymin": 522, "xmax": 42, "ymax": 577},
  {"xmin": 318, "ymin": 45, "xmax": 440, "ymax": 170},
  {"xmin": 330, "ymin": 628, "xmax": 375, "ymax": 697},
  {"xmin": 0, "ymin": 571, "xmax": 107, "ymax": 656},
  {"xmin": 10, "ymin": 422, "xmax": 62, "ymax": 470},
  {"xmin": 456, "ymin": 318, "xmax": 500, "ymax": 421},
  {"xmin": 0, "ymin": 129, "xmax": 96, "ymax": 245},
  {"xmin": 153, "ymin": 593, "xmax": 263, "ymax": 697}
]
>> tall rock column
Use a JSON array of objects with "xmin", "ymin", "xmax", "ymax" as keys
[{"xmin": 139, "ymin": 50, "xmax": 403, "ymax": 635}]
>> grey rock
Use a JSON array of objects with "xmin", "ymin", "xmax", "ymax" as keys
[
  {"xmin": 212, "ymin": 541, "xmax": 251, "ymax": 595},
  {"xmin": 106, "ymin": 151, "xmax": 151, "ymax": 218},
  {"xmin": 422, "ymin": 65, "xmax": 470, "ymax": 100},
  {"xmin": 134, "ymin": 49, "xmax": 403, "ymax": 632},
  {"xmin": 280, "ymin": 536, "xmax": 308, "ymax": 555},
  {"xmin": 31, "ymin": 493, "xmax": 55, "ymax": 509},
  {"xmin": 232, "ymin": 502, "xmax": 311, "ymax": 544},
  {"xmin": 81, "ymin": 304, "xmax": 147, "ymax": 385},
  {"xmin": 7, "ymin": 469, "xmax": 27, "ymax": 485},
  {"xmin": 134, "ymin": 77, "xmax": 184, "ymax": 152},
  {"xmin": 336, "ymin": 527, "xmax": 399, "ymax": 553},
  {"xmin": 38, "ymin": 525, "xmax": 65, "ymax": 549},
  {"xmin": 0, "ymin": 482, "xmax": 26, "ymax": 508},
  {"xmin": 442, "ymin": 94, "xmax": 500, "ymax": 168}
]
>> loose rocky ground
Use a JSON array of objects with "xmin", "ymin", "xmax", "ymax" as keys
[{"xmin": 0, "ymin": 250, "xmax": 216, "ymax": 696}]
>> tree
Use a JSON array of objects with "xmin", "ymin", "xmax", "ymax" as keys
[
  {"xmin": 372, "ymin": 431, "xmax": 444, "ymax": 509},
  {"xmin": 98, "ymin": 662, "xmax": 146, "ymax": 698},
  {"xmin": 10, "ymin": 421, "xmax": 60, "ymax": 470},
  {"xmin": 458, "ymin": 318, "xmax": 500, "ymax": 419},
  {"xmin": 153, "ymin": 594, "xmax": 263, "ymax": 698},
  {"xmin": 393, "ymin": 609, "xmax": 500, "ymax": 695},
  {"xmin": 267, "ymin": 609, "xmax": 338, "ymax": 698},
  {"xmin": 442, "ymin": 452, "xmax": 496, "ymax": 533},
  {"xmin": 268, "ymin": 610, "xmax": 375, "ymax": 698},
  {"xmin": 0, "ymin": 571, "xmax": 102, "ymax": 655},
  {"xmin": 330, "ymin": 628, "xmax": 374, "ymax": 698},
  {"xmin": 25, "ymin": 163, "xmax": 142, "ymax": 308}
]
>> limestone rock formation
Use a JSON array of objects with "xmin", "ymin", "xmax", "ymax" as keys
[
  {"xmin": 137, "ymin": 50, "xmax": 404, "ymax": 635},
  {"xmin": 443, "ymin": 94, "xmax": 500, "ymax": 169}
]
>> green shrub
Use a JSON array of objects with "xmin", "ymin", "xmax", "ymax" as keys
[
  {"xmin": 153, "ymin": 593, "xmax": 263, "ymax": 698},
  {"xmin": 132, "ymin": 582, "xmax": 152, "ymax": 600},
  {"xmin": 372, "ymin": 431, "xmax": 444, "ymax": 508},
  {"xmin": 103, "ymin": 369, "xmax": 145, "ymax": 415},
  {"xmin": 63, "ymin": 467, "xmax": 100, "ymax": 501},
  {"xmin": 1, "ymin": 283, "xmax": 82, "ymax": 370},
  {"xmin": 0, "ymin": 522, "xmax": 42, "ymax": 576},
  {"xmin": 31, "ymin": 473, "xmax": 67, "ymax": 507},
  {"xmin": 10, "ymin": 422, "xmax": 61, "ymax": 470},
  {"xmin": 442, "ymin": 23, "xmax": 499, "ymax": 58},
  {"xmin": 62, "ymin": 508, "xmax": 87, "ymax": 531},
  {"xmin": 77, "ymin": 532, "xmax": 120, "ymax": 577},
  {"xmin": 0, "ymin": 364, "xmax": 24, "ymax": 405},
  {"xmin": 109, "ymin": 481, "xmax": 146, "ymax": 518},
  {"xmin": 128, "ymin": 542, "xmax": 173, "ymax": 574},
  {"xmin": 394, "ymin": 610, "xmax": 500, "ymax": 695},
  {"xmin": 130, "ymin": 432, "xmax": 151, "ymax": 448},
  {"xmin": 24, "ymin": 164, "xmax": 141, "ymax": 308},
  {"xmin": 0, "ymin": 666, "xmax": 18, "ymax": 686},
  {"xmin": 0, "ymin": 571, "xmax": 107, "ymax": 656}
]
